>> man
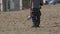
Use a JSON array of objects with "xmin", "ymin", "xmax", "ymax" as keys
[{"xmin": 29, "ymin": 0, "xmax": 43, "ymax": 28}]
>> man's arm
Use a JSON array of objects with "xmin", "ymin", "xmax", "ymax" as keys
[
  {"xmin": 29, "ymin": 0, "xmax": 32, "ymax": 10},
  {"xmin": 27, "ymin": 0, "xmax": 32, "ymax": 20},
  {"xmin": 40, "ymin": 0, "xmax": 43, "ymax": 6}
]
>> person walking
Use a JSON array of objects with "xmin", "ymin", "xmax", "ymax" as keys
[{"xmin": 29, "ymin": 0, "xmax": 43, "ymax": 28}]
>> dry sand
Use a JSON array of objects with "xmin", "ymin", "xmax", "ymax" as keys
[{"xmin": 0, "ymin": 4, "xmax": 60, "ymax": 34}]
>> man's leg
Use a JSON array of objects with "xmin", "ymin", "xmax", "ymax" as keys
[
  {"xmin": 36, "ymin": 14, "xmax": 40, "ymax": 26},
  {"xmin": 31, "ymin": 14, "xmax": 37, "ymax": 26},
  {"xmin": 36, "ymin": 9, "xmax": 41, "ymax": 27},
  {"xmin": 31, "ymin": 8, "xmax": 37, "ymax": 27}
]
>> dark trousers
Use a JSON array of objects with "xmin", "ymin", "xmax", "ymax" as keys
[{"xmin": 31, "ymin": 8, "xmax": 41, "ymax": 26}]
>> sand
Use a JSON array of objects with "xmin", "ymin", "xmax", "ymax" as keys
[{"xmin": 0, "ymin": 4, "xmax": 60, "ymax": 34}]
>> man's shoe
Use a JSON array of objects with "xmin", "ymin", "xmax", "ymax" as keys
[
  {"xmin": 36, "ymin": 26, "xmax": 40, "ymax": 27},
  {"xmin": 32, "ymin": 26, "xmax": 40, "ymax": 28},
  {"xmin": 32, "ymin": 26, "xmax": 37, "ymax": 28}
]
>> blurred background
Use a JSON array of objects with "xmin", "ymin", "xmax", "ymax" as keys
[
  {"xmin": 0, "ymin": 0, "xmax": 60, "ymax": 11},
  {"xmin": 43, "ymin": 0, "xmax": 60, "ymax": 5}
]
